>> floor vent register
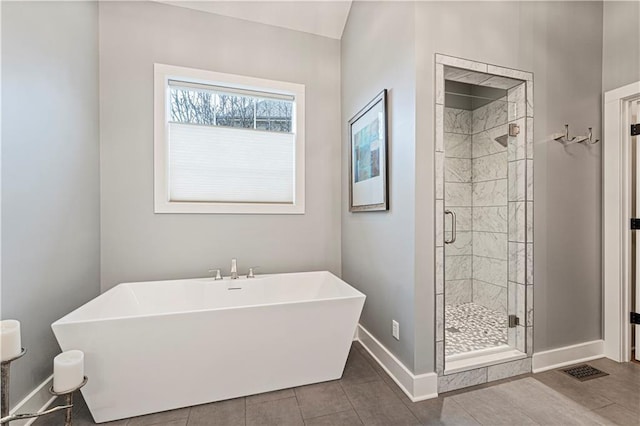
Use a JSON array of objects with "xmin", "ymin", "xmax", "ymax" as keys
[{"xmin": 561, "ymin": 364, "xmax": 609, "ymax": 382}]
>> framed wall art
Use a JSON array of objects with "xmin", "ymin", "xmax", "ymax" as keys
[{"xmin": 348, "ymin": 89, "xmax": 389, "ymax": 212}]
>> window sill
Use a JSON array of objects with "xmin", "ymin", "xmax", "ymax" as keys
[{"xmin": 154, "ymin": 200, "xmax": 305, "ymax": 215}]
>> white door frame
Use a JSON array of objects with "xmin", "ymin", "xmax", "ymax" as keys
[{"xmin": 603, "ymin": 81, "xmax": 640, "ymax": 362}]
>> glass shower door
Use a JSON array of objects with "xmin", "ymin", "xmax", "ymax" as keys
[{"xmin": 442, "ymin": 76, "xmax": 527, "ymax": 361}]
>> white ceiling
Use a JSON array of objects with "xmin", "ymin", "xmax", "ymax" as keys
[{"xmin": 157, "ymin": 1, "xmax": 353, "ymax": 40}]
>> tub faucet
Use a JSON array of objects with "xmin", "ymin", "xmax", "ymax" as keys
[
  {"xmin": 247, "ymin": 266, "xmax": 259, "ymax": 279},
  {"xmin": 230, "ymin": 258, "xmax": 239, "ymax": 279},
  {"xmin": 208, "ymin": 268, "xmax": 222, "ymax": 280}
]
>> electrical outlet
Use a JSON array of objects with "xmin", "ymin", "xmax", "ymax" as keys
[{"xmin": 392, "ymin": 320, "xmax": 400, "ymax": 340}]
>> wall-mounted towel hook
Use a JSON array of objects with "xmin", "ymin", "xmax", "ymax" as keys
[
  {"xmin": 563, "ymin": 124, "xmax": 575, "ymax": 142},
  {"xmin": 554, "ymin": 124, "xmax": 577, "ymax": 144},
  {"xmin": 554, "ymin": 124, "xmax": 589, "ymax": 145},
  {"xmin": 585, "ymin": 127, "xmax": 600, "ymax": 144}
]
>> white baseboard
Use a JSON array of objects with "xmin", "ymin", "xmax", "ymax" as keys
[
  {"xmin": 532, "ymin": 340, "xmax": 605, "ymax": 373},
  {"xmin": 8, "ymin": 375, "xmax": 56, "ymax": 426},
  {"xmin": 355, "ymin": 324, "xmax": 438, "ymax": 401}
]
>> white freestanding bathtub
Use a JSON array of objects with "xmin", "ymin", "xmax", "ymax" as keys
[{"xmin": 52, "ymin": 271, "xmax": 365, "ymax": 423}]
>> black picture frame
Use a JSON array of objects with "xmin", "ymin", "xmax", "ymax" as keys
[{"xmin": 348, "ymin": 89, "xmax": 389, "ymax": 212}]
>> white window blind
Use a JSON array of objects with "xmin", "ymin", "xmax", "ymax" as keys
[
  {"xmin": 154, "ymin": 63, "xmax": 305, "ymax": 214},
  {"xmin": 169, "ymin": 123, "xmax": 295, "ymax": 203}
]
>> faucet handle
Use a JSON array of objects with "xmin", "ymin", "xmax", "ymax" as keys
[
  {"xmin": 247, "ymin": 266, "xmax": 260, "ymax": 279},
  {"xmin": 208, "ymin": 268, "xmax": 222, "ymax": 280}
]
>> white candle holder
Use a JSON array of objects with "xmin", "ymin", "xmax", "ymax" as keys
[{"xmin": 0, "ymin": 349, "xmax": 87, "ymax": 426}]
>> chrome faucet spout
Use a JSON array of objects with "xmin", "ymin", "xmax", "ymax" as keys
[{"xmin": 230, "ymin": 258, "xmax": 239, "ymax": 279}]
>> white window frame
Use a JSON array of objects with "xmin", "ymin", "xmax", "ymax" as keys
[{"xmin": 154, "ymin": 63, "xmax": 305, "ymax": 214}]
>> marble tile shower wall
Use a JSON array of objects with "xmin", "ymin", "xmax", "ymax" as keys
[
  {"xmin": 443, "ymin": 108, "xmax": 473, "ymax": 306},
  {"xmin": 470, "ymin": 98, "xmax": 509, "ymax": 314}
]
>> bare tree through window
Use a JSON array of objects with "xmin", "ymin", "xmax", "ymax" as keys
[{"xmin": 170, "ymin": 86, "xmax": 292, "ymax": 132}]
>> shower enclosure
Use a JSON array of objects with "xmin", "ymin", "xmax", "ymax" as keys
[{"xmin": 434, "ymin": 55, "xmax": 533, "ymax": 392}]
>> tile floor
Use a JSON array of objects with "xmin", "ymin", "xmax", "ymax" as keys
[
  {"xmin": 445, "ymin": 302, "xmax": 507, "ymax": 356},
  {"xmin": 35, "ymin": 343, "xmax": 639, "ymax": 426}
]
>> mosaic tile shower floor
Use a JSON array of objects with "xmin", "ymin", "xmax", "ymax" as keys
[{"xmin": 445, "ymin": 302, "xmax": 507, "ymax": 356}]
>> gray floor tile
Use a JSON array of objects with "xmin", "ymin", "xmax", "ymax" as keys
[
  {"xmin": 246, "ymin": 396, "xmax": 304, "ymax": 426},
  {"xmin": 490, "ymin": 378, "xmax": 608, "ymax": 425},
  {"xmin": 572, "ymin": 360, "xmax": 640, "ymax": 415},
  {"xmin": 341, "ymin": 380, "xmax": 420, "ymax": 425},
  {"xmin": 303, "ymin": 409, "xmax": 363, "ymax": 426},
  {"xmin": 408, "ymin": 397, "xmax": 481, "ymax": 426},
  {"xmin": 450, "ymin": 386, "xmax": 536, "ymax": 425},
  {"xmin": 295, "ymin": 381, "xmax": 352, "ymax": 419},
  {"xmin": 340, "ymin": 348, "xmax": 382, "ymax": 387},
  {"xmin": 593, "ymin": 403, "xmax": 640, "ymax": 426},
  {"xmin": 187, "ymin": 397, "xmax": 245, "ymax": 426},
  {"xmin": 377, "ymin": 374, "xmax": 414, "ymax": 406},
  {"xmin": 582, "ymin": 377, "xmax": 640, "ymax": 416},
  {"xmin": 352, "ymin": 344, "xmax": 386, "ymax": 377},
  {"xmin": 127, "ymin": 407, "xmax": 190, "ymax": 426},
  {"xmin": 81, "ymin": 415, "xmax": 129, "ymax": 426},
  {"xmin": 533, "ymin": 369, "xmax": 614, "ymax": 410},
  {"xmin": 349, "ymin": 343, "xmax": 362, "ymax": 356},
  {"xmin": 588, "ymin": 358, "xmax": 640, "ymax": 381},
  {"xmin": 352, "ymin": 345, "xmax": 417, "ymax": 406},
  {"xmin": 246, "ymin": 388, "xmax": 296, "ymax": 405}
]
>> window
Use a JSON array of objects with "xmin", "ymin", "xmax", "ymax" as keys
[{"xmin": 154, "ymin": 64, "xmax": 305, "ymax": 214}]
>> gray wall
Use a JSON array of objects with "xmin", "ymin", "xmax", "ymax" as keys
[
  {"xmin": 602, "ymin": 1, "xmax": 640, "ymax": 92},
  {"xmin": 416, "ymin": 0, "xmax": 603, "ymax": 358},
  {"xmin": 341, "ymin": 1, "xmax": 417, "ymax": 371},
  {"xmin": 1, "ymin": 1, "xmax": 100, "ymax": 404},
  {"xmin": 99, "ymin": 1, "xmax": 341, "ymax": 291},
  {"xmin": 344, "ymin": 1, "xmax": 604, "ymax": 374}
]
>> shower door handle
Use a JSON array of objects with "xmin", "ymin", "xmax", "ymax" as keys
[{"xmin": 444, "ymin": 210, "xmax": 456, "ymax": 244}]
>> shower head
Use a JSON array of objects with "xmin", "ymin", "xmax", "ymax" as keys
[{"xmin": 494, "ymin": 134, "xmax": 508, "ymax": 148}]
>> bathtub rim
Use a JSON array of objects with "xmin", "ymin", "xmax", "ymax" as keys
[{"xmin": 52, "ymin": 270, "xmax": 365, "ymax": 326}]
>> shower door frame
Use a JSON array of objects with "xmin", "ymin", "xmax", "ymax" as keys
[{"xmin": 434, "ymin": 54, "xmax": 534, "ymax": 391}]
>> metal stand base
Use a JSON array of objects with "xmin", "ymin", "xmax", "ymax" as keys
[
  {"xmin": 49, "ymin": 377, "xmax": 88, "ymax": 426},
  {"xmin": 1, "ymin": 349, "xmax": 26, "ymax": 420},
  {"xmin": 0, "ymin": 349, "xmax": 87, "ymax": 426}
]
